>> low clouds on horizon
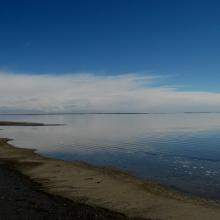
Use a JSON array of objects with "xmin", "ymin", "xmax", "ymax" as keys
[{"xmin": 0, "ymin": 72, "xmax": 220, "ymax": 113}]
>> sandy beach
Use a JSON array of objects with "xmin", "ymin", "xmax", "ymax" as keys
[
  {"xmin": 0, "ymin": 161, "xmax": 130, "ymax": 220},
  {"xmin": 0, "ymin": 132, "xmax": 220, "ymax": 220}
]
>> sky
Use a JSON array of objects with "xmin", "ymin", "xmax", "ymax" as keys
[{"xmin": 1, "ymin": 0, "xmax": 220, "ymax": 113}]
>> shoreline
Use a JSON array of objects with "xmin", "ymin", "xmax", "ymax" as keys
[
  {"xmin": 0, "ymin": 160, "xmax": 132, "ymax": 220},
  {"xmin": 0, "ymin": 138, "xmax": 220, "ymax": 219}
]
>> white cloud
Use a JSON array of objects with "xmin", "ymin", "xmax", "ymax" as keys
[{"xmin": 0, "ymin": 72, "xmax": 220, "ymax": 113}]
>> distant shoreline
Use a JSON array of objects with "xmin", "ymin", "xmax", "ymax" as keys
[{"xmin": 0, "ymin": 121, "xmax": 63, "ymax": 126}]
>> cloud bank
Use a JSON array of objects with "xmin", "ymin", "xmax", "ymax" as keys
[{"xmin": 0, "ymin": 72, "xmax": 220, "ymax": 113}]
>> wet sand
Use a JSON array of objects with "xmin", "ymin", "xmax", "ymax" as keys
[
  {"xmin": 0, "ymin": 161, "xmax": 133, "ymax": 220},
  {"xmin": 0, "ymin": 138, "xmax": 220, "ymax": 219}
]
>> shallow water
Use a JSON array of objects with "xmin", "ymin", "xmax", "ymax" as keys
[{"xmin": 1, "ymin": 113, "xmax": 220, "ymax": 200}]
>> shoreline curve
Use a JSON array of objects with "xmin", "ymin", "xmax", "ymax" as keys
[{"xmin": 0, "ymin": 138, "xmax": 220, "ymax": 219}]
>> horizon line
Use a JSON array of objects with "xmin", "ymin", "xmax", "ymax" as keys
[{"xmin": 0, "ymin": 112, "xmax": 220, "ymax": 115}]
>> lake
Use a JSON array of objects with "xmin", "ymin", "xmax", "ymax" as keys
[{"xmin": 0, "ymin": 113, "xmax": 220, "ymax": 200}]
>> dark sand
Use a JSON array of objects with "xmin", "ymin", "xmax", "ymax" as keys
[
  {"xmin": 0, "ymin": 161, "xmax": 141, "ymax": 220},
  {"xmin": 0, "ymin": 121, "xmax": 61, "ymax": 126}
]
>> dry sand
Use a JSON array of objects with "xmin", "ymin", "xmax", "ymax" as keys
[{"xmin": 0, "ymin": 138, "xmax": 220, "ymax": 220}]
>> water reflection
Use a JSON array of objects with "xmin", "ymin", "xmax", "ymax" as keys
[{"xmin": 1, "ymin": 113, "xmax": 220, "ymax": 199}]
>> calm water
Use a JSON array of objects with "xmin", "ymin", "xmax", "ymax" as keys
[{"xmin": 1, "ymin": 114, "xmax": 220, "ymax": 200}]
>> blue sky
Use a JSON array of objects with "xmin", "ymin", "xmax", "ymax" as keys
[{"xmin": 1, "ymin": 0, "xmax": 220, "ymax": 112}]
